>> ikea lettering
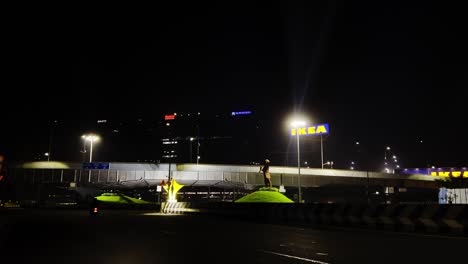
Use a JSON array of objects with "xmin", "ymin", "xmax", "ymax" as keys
[
  {"xmin": 431, "ymin": 171, "xmax": 468, "ymax": 178},
  {"xmin": 291, "ymin": 124, "xmax": 330, "ymax": 136}
]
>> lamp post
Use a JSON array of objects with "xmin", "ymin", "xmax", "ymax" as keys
[
  {"xmin": 320, "ymin": 135, "xmax": 324, "ymax": 169},
  {"xmin": 196, "ymin": 139, "xmax": 200, "ymax": 165},
  {"xmin": 323, "ymin": 161, "xmax": 333, "ymax": 169},
  {"xmin": 189, "ymin": 137, "xmax": 194, "ymax": 163},
  {"xmin": 47, "ymin": 120, "xmax": 58, "ymax": 162},
  {"xmin": 82, "ymin": 134, "xmax": 99, "ymax": 182},
  {"xmin": 196, "ymin": 124, "xmax": 200, "ymax": 165},
  {"xmin": 80, "ymin": 135, "xmax": 87, "ymax": 162},
  {"xmin": 291, "ymin": 120, "xmax": 306, "ymax": 203},
  {"xmin": 82, "ymin": 134, "xmax": 100, "ymax": 162}
]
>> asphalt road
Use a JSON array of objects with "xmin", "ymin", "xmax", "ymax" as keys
[{"xmin": 1, "ymin": 209, "xmax": 466, "ymax": 264}]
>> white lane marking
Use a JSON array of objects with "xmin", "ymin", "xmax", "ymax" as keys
[
  {"xmin": 260, "ymin": 250, "xmax": 331, "ymax": 264},
  {"xmin": 316, "ymin": 253, "xmax": 328, "ymax": 256}
]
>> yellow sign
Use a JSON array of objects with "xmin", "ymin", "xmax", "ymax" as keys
[
  {"xmin": 431, "ymin": 171, "xmax": 468, "ymax": 178},
  {"xmin": 291, "ymin": 124, "xmax": 330, "ymax": 136}
]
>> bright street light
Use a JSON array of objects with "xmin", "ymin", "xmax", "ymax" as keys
[
  {"xmin": 323, "ymin": 161, "xmax": 333, "ymax": 168},
  {"xmin": 82, "ymin": 134, "xmax": 100, "ymax": 162},
  {"xmin": 290, "ymin": 118, "xmax": 307, "ymax": 203},
  {"xmin": 290, "ymin": 120, "xmax": 306, "ymax": 128}
]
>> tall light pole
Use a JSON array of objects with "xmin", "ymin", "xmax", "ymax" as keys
[
  {"xmin": 189, "ymin": 137, "xmax": 194, "ymax": 163},
  {"xmin": 82, "ymin": 134, "xmax": 100, "ymax": 162},
  {"xmin": 80, "ymin": 135, "xmax": 87, "ymax": 162},
  {"xmin": 196, "ymin": 124, "xmax": 200, "ymax": 165},
  {"xmin": 320, "ymin": 135, "xmax": 324, "ymax": 169},
  {"xmin": 291, "ymin": 120, "xmax": 306, "ymax": 203},
  {"xmin": 47, "ymin": 120, "xmax": 58, "ymax": 162}
]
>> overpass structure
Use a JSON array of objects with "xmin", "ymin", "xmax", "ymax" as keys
[{"xmin": 9, "ymin": 161, "xmax": 443, "ymax": 190}]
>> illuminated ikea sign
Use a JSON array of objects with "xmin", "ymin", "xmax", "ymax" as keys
[
  {"xmin": 431, "ymin": 171, "xmax": 468, "ymax": 177},
  {"xmin": 231, "ymin": 111, "xmax": 252, "ymax": 116},
  {"xmin": 291, "ymin": 123, "xmax": 330, "ymax": 136},
  {"xmin": 430, "ymin": 168, "xmax": 468, "ymax": 178},
  {"xmin": 399, "ymin": 167, "xmax": 468, "ymax": 178}
]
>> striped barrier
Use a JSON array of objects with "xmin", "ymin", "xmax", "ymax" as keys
[
  {"xmin": 304, "ymin": 204, "xmax": 321, "ymax": 226},
  {"xmin": 378, "ymin": 204, "xmax": 400, "ymax": 231},
  {"xmin": 284, "ymin": 204, "xmax": 303, "ymax": 224},
  {"xmin": 319, "ymin": 204, "xmax": 335, "ymax": 225},
  {"xmin": 332, "ymin": 204, "xmax": 349, "ymax": 226},
  {"xmin": 416, "ymin": 205, "xmax": 442, "ymax": 233},
  {"xmin": 161, "ymin": 202, "xmax": 200, "ymax": 214},
  {"xmin": 175, "ymin": 202, "xmax": 467, "ymax": 237},
  {"xmin": 396, "ymin": 204, "xmax": 419, "ymax": 232},
  {"xmin": 441, "ymin": 205, "xmax": 465, "ymax": 235},
  {"xmin": 347, "ymin": 204, "xmax": 366, "ymax": 227},
  {"xmin": 362, "ymin": 205, "xmax": 380, "ymax": 229}
]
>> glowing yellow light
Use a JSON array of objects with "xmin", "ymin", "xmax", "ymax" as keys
[{"xmin": 162, "ymin": 179, "xmax": 184, "ymax": 203}]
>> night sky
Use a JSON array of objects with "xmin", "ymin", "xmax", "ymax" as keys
[{"xmin": 2, "ymin": 1, "xmax": 467, "ymax": 170}]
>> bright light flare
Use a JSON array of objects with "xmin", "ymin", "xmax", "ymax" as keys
[{"xmin": 82, "ymin": 134, "xmax": 100, "ymax": 142}]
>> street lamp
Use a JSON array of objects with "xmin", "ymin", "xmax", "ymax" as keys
[
  {"xmin": 291, "ymin": 119, "xmax": 306, "ymax": 203},
  {"xmin": 189, "ymin": 137, "xmax": 195, "ymax": 163},
  {"xmin": 323, "ymin": 161, "xmax": 333, "ymax": 168},
  {"xmin": 80, "ymin": 135, "xmax": 88, "ymax": 162},
  {"xmin": 82, "ymin": 134, "xmax": 100, "ymax": 162}
]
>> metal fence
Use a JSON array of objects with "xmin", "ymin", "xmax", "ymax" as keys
[{"xmin": 9, "ymin": 167, "xmax": 439, "ymax": 189}]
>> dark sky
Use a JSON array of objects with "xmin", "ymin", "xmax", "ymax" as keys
[{"xmin": 2, "ymin": 1, "xmax": 467, "ymax": 169}]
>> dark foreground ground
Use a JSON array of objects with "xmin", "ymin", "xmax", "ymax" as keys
[{"xmin": 0, "ymin": 209, "xmax": 466, "ymax": 264}]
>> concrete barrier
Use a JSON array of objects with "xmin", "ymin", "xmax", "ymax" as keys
[
  {"xmin": 319, "ymin": 204, "xmax": 335, "ymax": 225},
  {"xmin": 362, "ymin": 205, "xmax": 381, "ymax": 229},
  {"xmin": 332, "ymin": 204, "xmax": 348, "ymax": 226},
  {"xmin": 284, "ymin": 204, "xmax": 304, "ymax": 224},
  {"xmin": 396, "ymin": 204, "xmax": 419, "ymax": 232},
  {"xmin": 178, "ymin": 202, "xmax": 467, "ymax": 237},
  {"xmin": 441, "ymin": 205, "xmax": 465, "ymax": 235},
  {"xmin": 416, "ymin": 205, "xmax": 442, "ymax": 233},
  {"xmin": 303, "ymin": 204, "xmax": 321, "ymax": 226},
  {"xmin": 377, "ymin": 204, "xmax": 400, "ymax": 231},
  {"xmin": 346, "ymin": 204, "xmax": 366, "ymax": 227}
]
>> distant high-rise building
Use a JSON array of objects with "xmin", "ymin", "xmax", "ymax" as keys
[{"xmin": 159, "ymin": 110, "xmax": 262, "ymax": 164}]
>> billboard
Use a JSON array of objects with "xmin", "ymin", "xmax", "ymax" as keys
[
  {"xmin": 397, "ymin": 167, "xmax": 468, "ymax": 178},
  {"xmin": 231, "ymin": 111, "xmax": 252, "ymax": 116},
  {"xmin": 82, "ymin": 162, "xmax": 110, "ymax": 170},
  {"xmin": 290, "ymin": 123, "xmax": 330, "ymax": 136}
]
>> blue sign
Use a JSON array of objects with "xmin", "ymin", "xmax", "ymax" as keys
[
  {"xmin": 231, "ymin": 111, "xmax": 252, "ymax": 116},
  {"xmin": 82, "ymin": 162, "xmax": 110, "ymax": 170}
]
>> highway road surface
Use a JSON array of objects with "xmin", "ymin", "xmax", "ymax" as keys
[{"xmin": 1, "ymin": 209, "xmax": 465, "ymax": 263}]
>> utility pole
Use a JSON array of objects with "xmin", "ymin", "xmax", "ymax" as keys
[
  {"xmin": 321, "ymin": 135, "xmax": 324, "ymax": 169},
  {"xmin": 296, "ymin": 132, "xmax": 302, "ymax": 203},
  {"xmin": 47, "ymin": 120, "xmax": 57, "ymax": 161},
  {"xmin": 196, "ymin": 124, "xmax": 200, "ymax": 165}
]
